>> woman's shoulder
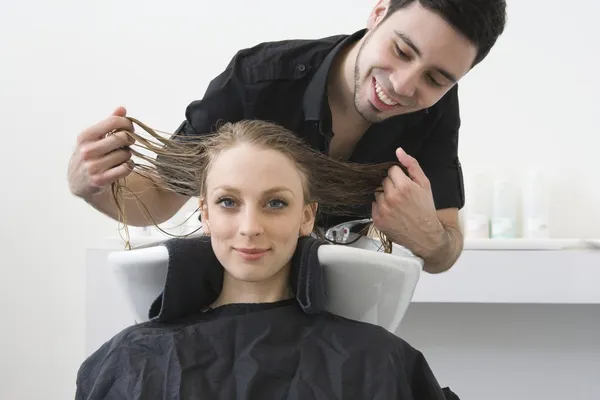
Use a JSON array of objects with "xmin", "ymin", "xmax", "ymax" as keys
[
  {"xmin": 316, "ymin": 312, "xmax": 451, "ymax": 395},
  {"xmin": 316, "ymin": 311, "xmax": 441, "ymax": 367},
  {"xmin": 76, "ymin": 315, "xmax": 212, "ymax": 398},
  {"xmin": 317, "ymin": 312, "xmax": 416, "ymax": 352},
  {"xmin": 77, "ymin": 317, "xmax": 207, "ymax": 382}
]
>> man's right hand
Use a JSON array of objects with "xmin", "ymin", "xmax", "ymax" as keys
[{"xmin": 68, "ymin": 106, "xmax": 136, "ymax": 199}]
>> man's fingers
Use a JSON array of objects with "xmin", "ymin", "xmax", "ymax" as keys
[
  {"xmin": 78, "ymin": 112, "xmax": 134, "ymax": 144},
  {"xmin": 371, "ymin": 201, "xmax": 380, "ymax": 222},
  {"xmin": 374, "ymin": 186, "xmax": 384, "ymax": 203},
  {"xmin": 80, "ymin": 131, "xmax": 135, "ymax": 161},
  {"xmin": 79, "ymin": 131, "xmax": 135, "ymax": 161},
  {"xmin": 112, "ymin": 106, "xmax": 127, "ymax": 117},
  {"xmin": 395, "ymin": 147, "xmax": 430, "ymax": 189},
  {"xmin": 90, "ymin": 161, "xmax": 134, "ymax": 188},
  {"xmin": 87, "ymin": 148, "xmax": 132, "ymax": 176},
  {"xmin": 382, "ymin": 175, "xmax": 396, "ymax": 194},
  {"xmin": 387, "ymin": 165, "xmax": 411, "ymax": 188}
]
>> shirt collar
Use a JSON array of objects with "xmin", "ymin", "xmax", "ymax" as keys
[{"xmin": 302, "ymin": 29, "xmax": 367, "ymax": 122}]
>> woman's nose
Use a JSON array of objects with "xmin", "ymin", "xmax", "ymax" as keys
[{"xmin": 238, "ymin": 208, "xmax": 264, "ymax": 236}]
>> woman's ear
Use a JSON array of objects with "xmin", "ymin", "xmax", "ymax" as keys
[
  {"xmin": 299, "ymin": 202, "xmax": 318, "ymax": 237},
  {"xmin": 199, "ymin": 197, "xmax": 211, "ymax": 235}
]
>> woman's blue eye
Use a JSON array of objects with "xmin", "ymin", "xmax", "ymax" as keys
[
  {"xmin": 268, "ymin": 199, "xmax": 287, "ymax": 208},
  {"xmin": 218, "ymin": 198, "xmax": 236, "ymax": 208}
]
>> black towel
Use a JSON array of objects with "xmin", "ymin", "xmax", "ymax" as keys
[
  {"xmin": 147, "ymin": 235, "xmax": 222, "ymax": 322},
  {"xmin": 289, "ymin": 236, "xmax": 328, "ymax": 315},
  {"xmin": 148, "ymin": 235, "xmax": 330, "ymax": 323}
]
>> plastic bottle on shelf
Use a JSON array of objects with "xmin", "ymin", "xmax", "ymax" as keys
[
  {"xmin": 491, "ymin": 174, "xmax": 519, "ymax": 239},
  {"xmin": 464, "ymin": 171, "xmax": 491, "ymax": 239},
  {"xmin": 522, "ymin": 168, "xmax": 550, "ymax": 238}
]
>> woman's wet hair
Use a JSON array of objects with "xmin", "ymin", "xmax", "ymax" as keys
[{"xmin": 112, "ymin": 117, "xmax": 403, "ymax": 252}]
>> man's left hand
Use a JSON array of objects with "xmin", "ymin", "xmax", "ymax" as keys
[{"xmin": 371, "ymin": 147, "xmax": 445, "ymax": 259}]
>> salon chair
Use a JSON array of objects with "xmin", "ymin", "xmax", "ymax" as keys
[{"xmin": 107, "ymin": 222, "xmax": 423, "ymax": 335}]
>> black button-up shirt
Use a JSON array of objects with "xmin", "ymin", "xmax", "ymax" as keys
[{"xmin": 174, "ymin": 29, "xmax": 465, "ymax": 229}]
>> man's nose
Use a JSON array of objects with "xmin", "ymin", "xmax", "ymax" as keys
[
  {"xmin": 389, "ymin": 68, "xmax": 419, "ymax": 99},
  {"xmin": 239, "ymin": 207, "xmax": 264, "ymax": 236}
]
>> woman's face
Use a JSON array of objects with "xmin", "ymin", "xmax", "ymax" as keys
[{"xmin": 200, "ymin": 143, "xmax": 316, "ymax": 284}]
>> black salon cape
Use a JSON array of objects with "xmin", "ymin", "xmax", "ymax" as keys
[{"xmin": 76, "ymin": 236, "xmax": 459, "ymax": 400}]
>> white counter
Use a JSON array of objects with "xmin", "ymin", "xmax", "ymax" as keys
[{"xmin": 414, "ymin": 240, "xmax": 600, "ymax": 304}]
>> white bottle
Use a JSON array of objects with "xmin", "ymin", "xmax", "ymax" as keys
[
  {"xmin": 522, "ymin": 169, "xmax": 550, "ymax": 238},
  {"xmin": 491, "ymin": 174, "xmax": 519, "ymax": 239},
  {"xmin": 464, "ymin": 171, "xmax": 491, "ymax": 238}
]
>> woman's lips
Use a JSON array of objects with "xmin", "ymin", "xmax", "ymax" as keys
[{"xmin": 234, "ymin": 248, "xmax": 270, "ymax": 261}]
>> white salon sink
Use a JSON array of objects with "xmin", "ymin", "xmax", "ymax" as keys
[{"xmin": 106, "ymin": 233, "xmax": 423, "ymax": 334}]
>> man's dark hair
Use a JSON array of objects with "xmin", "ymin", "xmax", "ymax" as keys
[{"xmin": 385, "ymin": 0, "xmax": 507, "ymax": 66}]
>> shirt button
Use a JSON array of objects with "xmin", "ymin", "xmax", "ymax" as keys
[{"xmin": 297, "ymin": 64, "xmax": 306, "ymax": 72}]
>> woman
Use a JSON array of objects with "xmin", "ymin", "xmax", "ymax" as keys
[{"xmin": 77, "ymin": 119, "xmax": 458, "ymax": 399}]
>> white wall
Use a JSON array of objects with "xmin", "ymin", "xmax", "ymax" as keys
[
  {"xmin": 399, "ymin": 303, "xmax": 600, "ymax": 400},
  {"xmin": 457, "ymin": 1, "xmax": 600, "ymax": 239},
  {"xmin": 1, "ymin": 1, "xmax": 598, "ymax": 399}
]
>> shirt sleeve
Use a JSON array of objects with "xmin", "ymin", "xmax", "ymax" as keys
[
  {"xmin": 177, "ymin": 52, "xmax": 247, "ymax": 139},
  {"xmin": 417, "ymin": 84, "xmax": 465, "ymax": 210},
  {"xmin": 156, "ymin": 52, "xmax": 248, "ymax": 196}
]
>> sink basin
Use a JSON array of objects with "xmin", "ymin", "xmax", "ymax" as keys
[{"xmin": 107, "ymin": 235, "xmax": 423, "ymax": 334}]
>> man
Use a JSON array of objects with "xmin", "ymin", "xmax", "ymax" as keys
[{"xmin": 68, "ymin": 0, "xmax": 507, "ymax": 273}]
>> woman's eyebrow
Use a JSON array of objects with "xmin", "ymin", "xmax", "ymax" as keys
[
  {"xmin": 263, "ymin": 187, "xmax": 294, "ymax": 197},
  {"xmin": 211, "ymin": 185, "xmax": 295, "ymax": 197}
]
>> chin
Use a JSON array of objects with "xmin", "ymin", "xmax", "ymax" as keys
[
  {"xmin": 227, "ymin": 256, "xmax": 289, "ymax": 283},
  {"xmin": 226, "ymin": 265, "xmax": 273, "ymax": 283}
]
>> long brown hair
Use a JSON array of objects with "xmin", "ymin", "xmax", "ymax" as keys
[{"xmin": 112, "ymin": 117, "xmax": 401, "ymax": 252}]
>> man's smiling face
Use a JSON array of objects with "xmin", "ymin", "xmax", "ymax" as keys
[{"xmin": 352, "ymin": 1, "xmax": 478, "ymax": 122}]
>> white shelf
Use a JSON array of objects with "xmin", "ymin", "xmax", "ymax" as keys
[
  {"xmin": 413, "ymin": 246, "xmax": 600, "ymax": 304},
  {"xmin": 463, "ymin": 238, "xmax": 600, "ymax": 251}
]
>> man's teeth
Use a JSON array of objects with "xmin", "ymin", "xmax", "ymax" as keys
[{"xmin": 375, "ymin": 81, "xmax": 398, "ymax": 107}]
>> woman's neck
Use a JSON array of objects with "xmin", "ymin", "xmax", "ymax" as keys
[{"xmin": 210, "ymin": 267, "xmax": 294, "ymax": 309}]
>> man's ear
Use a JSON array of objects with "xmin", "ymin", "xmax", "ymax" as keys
[
  {"xmin": 367, "ymin": 0, "xmax": 389, "ymax": 30},
  {"xmin": 199, "ymin": 197, "xmax": 211, "ymax": 235},
  {"xmin": 299, "ymin": 202, "xmax": 318, "ymax": 237}
]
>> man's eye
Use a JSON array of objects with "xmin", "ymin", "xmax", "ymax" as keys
[
  {"xmin": 394, "ymin": 45, "xmax": 410, "ymax": 60},
  {"xmin": 427, "ymin": 74, "xmax": 442, "ymax": 87}
]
